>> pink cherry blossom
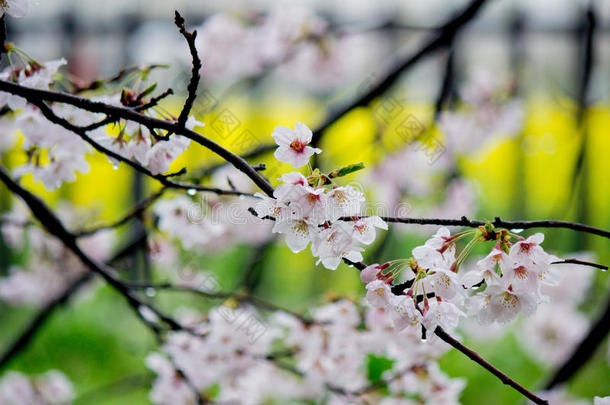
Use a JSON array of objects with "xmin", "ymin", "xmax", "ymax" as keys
[{"xmin": 272, "ymin": 122, "xmax": 321, "ymax": 168}]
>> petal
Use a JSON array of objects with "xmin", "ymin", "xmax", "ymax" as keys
[
  {"xmin": 294, "ymin": 122, "xmax": 312, "ymax": 143},
  {"xmin": 271, "ymin": 126, "xmax": 295, "ymax": 147},
  {"xmin": 7, "ymin": 0, "xmax": 28, "ymax": 18}
]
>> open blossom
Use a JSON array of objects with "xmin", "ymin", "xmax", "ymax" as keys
[
  {"xmin": 311, "ymin": 222, "xmax": 365, "ymax": 269},
  {"xmin": 390, "ymin": 294, "xmax": 422, "ymax": 331},
  {"xmin": 272, "ymin": 217, "xmax": 316, "ymax": 253},
  {"xmin": 146, "ymin": 135, "xmax": 191, "ymax": 175},
  {"xmin": 360, "ymin": 263, "xmax": 382, "ymax": 283},
  {"xmin": 0, "ymin": 0, "xmax": 29, "ymax": 18},
  {"xmin": 154, "ymin": 195, "xmax": 225, "ymax": 249},
  {"xmin": 473, "ymin": 280, "xmax": 537, "ymax": 324},
  {"xmin": 0, "ymin": 58, "xmax": 65, "ymax": 110},
  {"xmin": 0, "ymin": 370, "xmax": 74, "ymax": 405},
  {"xmin": 347, "ymin": 216, "xmax": 388, "ymax": 245},
  {"xmin": 255, "ymin": 156, "xmax": 386, "ymax": 269},
  {"xmin": 423, "ymin": 298, "xmax": 464, "ymax": 334},
  {"xmin": 461, "ymin": 247, "xmax": 507, "ymax": 287},
  {"xmin": 272, "ymin": 122, "xmax": 321, "ymax": 168}
]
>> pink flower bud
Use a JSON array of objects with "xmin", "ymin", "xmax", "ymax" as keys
[{"xmin": 360, "ymin": 264, "xmax": 380, "ymax": 283}]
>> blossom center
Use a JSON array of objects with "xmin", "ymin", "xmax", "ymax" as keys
[
  {"xmin": 289, "ymin": 139, "xmax": 307, "ymax": 154},
  {"xmin": 513, "ymin": 266, "xmax": 528, "ymax": 279},
  {"xmin": 306, "ymin": 193, "xmax": 321, "ymax": 205}
]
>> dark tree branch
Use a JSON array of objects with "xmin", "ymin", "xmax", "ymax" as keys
[
  {"xmin": 74, "ymin": 188, "xmax": 166, "ymax": 237},
  {"xmin": 347, "ymin": 259, "xmax": 548, "ymax": 404},
  {"xmin": 0, "ymin": 228, "xmax": 149, "ymax": 370},
  {"xmin": 174, "ymin": 11, "xmax": 201, "ymax": 128},
  {"xmin": 29, "ymin": 100, "xmax": 255, "ymax": 198},
  {"xmin": 0, "ymin": 79, "xmax": 274, "ymax": 196},
  {"xmin": 551, "ymin": 258, "xmax": 608, "ymax": 271},
  {"xmin": 434, "ymin": 327, "xmax": 548, "ymax": 404},
  {"xmin": 344, "ymin": 215, "xmax": 610, "ymax": 240},
  {"xmin": 0, "ymin": 272, "xmax": 94, "ymax": 370},
  {"xmin": 544, "ymin": 295, "xmax": 610, "ymax": 389},
  {"xmin": 0, "ymin": 166, "xmax": 185, "ymax": 332},
  {"xmin": 238, "ymin": 0, "xmax": 489, "ymax": 160},
  {"xmin": 433, "ymin": 45, "xmax": 456, "ymax": 120}
]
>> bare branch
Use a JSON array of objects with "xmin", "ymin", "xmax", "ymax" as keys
[
  {"xmin": 344, "ymin": 215, "xmax": 610, "ymax": 240},
  {"xmin": 174, "ymin": 11, "xmax": 201, "ymax": 128},
  {"xmin": 551, "ymin": 258, "xmax": 608, "ymax": 271},
  {"xmin": 30, "ymin": 100, "xmax": 255, "ymax": 198},
  {"xmin": 74, "ymin": 188, "xmax": 167, "ymax": 237},
  {"xmin": 347, "ymin": 259, "xmax": 548, "ymax": 405},
  {"xmin": 0, "ymin": 79, "xmax": 274, "ymax": 196},
  {"xmin": 0, "ymin": 272, "xmax": 94, "ymax": 370},
  {"xmin": 544, "ymin": 295, "xmax": 610, "ymax": 389}
]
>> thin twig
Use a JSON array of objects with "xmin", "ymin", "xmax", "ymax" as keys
[
  {"xmin": 343, "ymin": 215, "xmax": 610, "ymax": 240},
  {"xmin": 174, "ymin": 11, "xmax": 201, "ymax": 128},
  {"xmin": 0, "ymin": 272, "xmax": 94, "ymax": 370},
  {"xmin": 544, "ymin": 295, "xmax": 610, "ymax": 389},
  {"xmin": 0, "ymin": 79, "xmax": 274, "ymax": 196},
  {"xmin": 551, "ymin": 258, "xmax": 608, "ymax": 271},
  {"xmin": 74, "ymin": 188, "xmax": 167, "ymax": 237},
  {"xmin": 347, "ymin": 259, "xmax": 548, "ymax": 404},
  {"xmin": 30, "ymin": 100, "xmax": 255, "ymax": 198},
  {"xmin": 125, "ymin": 282, "xmax": 316, "ymax": 326}
]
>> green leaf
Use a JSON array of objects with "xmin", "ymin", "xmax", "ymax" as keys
[
  {"xmin": 366, "ymin": 354, "xmax": 395, "ymax": 383},
  {"xmin": 139, "ymin": 83, "xmax": 158, "ymax": 99},
  {"xmin": 330, "ymin": 162, "xmax": 365, "ymax": 178}
]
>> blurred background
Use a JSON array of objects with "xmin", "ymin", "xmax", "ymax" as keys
[{"xmin": 1, "ymin": 0, "xmax": 609, "ymax": 404}]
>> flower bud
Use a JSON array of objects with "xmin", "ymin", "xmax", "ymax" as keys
[{"xmin": 360, "ymin": 264, "xmax": 380, "ymax": 283}]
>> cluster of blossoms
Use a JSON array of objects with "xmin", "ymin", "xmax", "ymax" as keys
[
  {"xmin": 153, "ymin": 166, "xmax": 273, "ymax": 251},
  {"xmin": 188, "ymin": 8, "xmax": 327, "ymax": 82},
  {"xmin": 0, "ymin": 56, "xmax": 96, "ymax": 190},
  {"xmin": 92, "ymin": 113, "xmax": 202, "ymax": 176},
  {"xmin": 439, "ymin": 68, "xmax": 523, "ymax": 155},
  {"xmin": 361, "ymin": 225, "xmax": 562, "ymax": 338},
  {"xmin": 368, "ymin": 144, "xmax": 477, "ymax": 235},
  {"xmin": 0, "ymin": 48, "xmax": 202, "ymax": 190},
  {"xmin": 146, "ymin": 300, "xmax": 464, "ymax": 405},
  {"xmin": 254, "ymin": 122, "xmax": 387, "ymax": 269},
  {"xmin": 514, "ymin": 253, "xmax": 595, "ymax": 366},
  {"xmin": 0, "ymin": 370, "xmax": 74, "ymax": 405},
  {"xmin": 0, "ymin": 202, "xmax": 113, "ymax": 306},
  {"xmin": 183, "ymin": 8, "xmax": 388, "ymax": 90},
  {"xmin": 0, "ymin": 0, "xmax": 29, "ymax": 19}
]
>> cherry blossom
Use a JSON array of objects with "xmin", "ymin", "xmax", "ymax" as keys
[
  {"xmin": 0, "ymin": 0, "xmax": 29, "ymax": 18},
  {"xmin": 271, "ymin": 122, "xmax": 321, "ymax": 168},
  {"xmin": 0, "ymin": 370, "xmax": 74, "ymax": 405},
  {"xmin": 153, "ymin": 194, "xmax": 225, "ymax": 249}
]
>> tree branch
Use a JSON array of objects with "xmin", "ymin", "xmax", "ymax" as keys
[
  {"xmin": 345, "ymin": 215, "xmax": 610, "ymax": 240},
  {"xmin": 0, "ymin": 272, "xmax": 94, "ymax": 370},
  {"xmin": 29, "ymin": 100, "xmax": 256, "ymax": 198},
  {"xmin": 0, "ymin": 79, "xmax": 275, "ymax": 196},
  {"xmin": 347, "ymin": 259, "xmax": 548, "ymax": 404},
  {"xmin": 238, "ymin": 0, "xmax": 489, "ymax": 160},
  {"xmin": 174, "ymin": 11, "xmax": 201, "ymax": 128},
  {"xmin": 544, "ymin": 295, "xmax": 610, "ymax": 389},
  {"xmin": 74, "ymin": 188, "xmax": 166, "ymax": 237},
  {"xmin": 551, "ymin": 258, "xmax": 608, "ymax": 271},
  {"xmin": 0, "ymin": 166, "xmax": 185, "ymax": 332}
]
